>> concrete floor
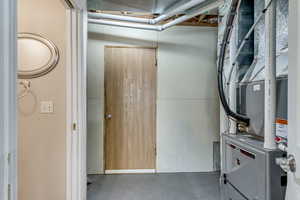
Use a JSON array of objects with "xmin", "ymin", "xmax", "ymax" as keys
[{"xmin": 87, "ymin": 172, "xmax": 221, "ymax": 200}]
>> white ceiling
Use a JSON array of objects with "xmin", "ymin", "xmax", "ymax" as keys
[{"xmin": 87, "ymin": 0, "xmax": 190, "ymax": 14}]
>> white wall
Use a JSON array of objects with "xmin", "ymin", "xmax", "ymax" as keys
[
  {"xmin": 87, "ymin": 24, "xmax": 219, "ymax": 174},
  {"xmin": 18, "ymin": 1, "xmax": 67, "ymax": 200}
]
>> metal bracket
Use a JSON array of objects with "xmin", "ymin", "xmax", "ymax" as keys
[{"xmin": 276, "ymin": 154, "xmax": 296, "ymax": 173}]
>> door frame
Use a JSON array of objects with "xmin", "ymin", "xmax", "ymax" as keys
[
  {"xmin": 0, "ymin": 0, "xmax": 87, "ymax": 200},
  {"xmin": 65, "ymin": 2, "xmax": 87, "ymax": 200},
  {"xmin": 0, "ymin": 1, "xmax": 17, "ymax": 200},
  {"xmin": 103, "ymin": 46, "xmax": 158, "ymax": 174}
]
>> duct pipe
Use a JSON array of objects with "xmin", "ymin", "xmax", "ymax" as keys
[
  {"xmin": 88, "ymin": 19, "xmax": 163, "ymax": 31},
  {"xmin": 88, "ymin": 12, "xmax": 153, "ymax": 24},
  {"xmin": 264, "ymin": 0, "xmax": 277, "ymax": 150},
  {"xmin": 88, "ymin": 0, "xmax": 223, "ymax": 31},
  {"xmin": 161, "ymin": 0, "xmax": 223, "ymax": 30},
  {"xmin": 88, "ymin": 0, "xmax": 208, "ymax": 24},
  {"xmin": 153, "ymin": 0, "xmax": 207, "ymax": 24},
  {"xmin": 227, "ymin": 0, "xmax": 274, "ymax": 83}
]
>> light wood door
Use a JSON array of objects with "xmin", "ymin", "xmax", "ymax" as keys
[{"xmin": 104, "ymin": 47, "xmax": 157, "ymax": 171}]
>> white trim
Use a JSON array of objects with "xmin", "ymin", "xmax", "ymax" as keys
[
  {"xmin": 65, "ymin": 8, "xmax": 73, "ymax": 200},
  {"xmin": 0, "ymin": 1, "xmax": 17, "ymax": 200},
  {"xmin": 66, "ymin": 5, "xmax": 87, "ymax": 200},
  {"xmin": 78, "ymin": 9, "xmax": 87, "ymax": 200},
  {"xmin": 105, "ymin": 169, "xmax": 156, "ymax": 174}
]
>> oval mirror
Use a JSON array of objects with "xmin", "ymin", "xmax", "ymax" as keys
[{"xmin": 18, "ymin": 33, "xmax": 59, "ymax": 79}]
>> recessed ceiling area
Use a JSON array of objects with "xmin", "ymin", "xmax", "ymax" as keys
[{"xmin": 87, "ymin": 0, "xmax": 190, "ymax": 14}]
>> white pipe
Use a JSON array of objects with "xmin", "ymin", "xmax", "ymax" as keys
[
  {"xmin": 162, "ymin": 0, "xmax": 223, "ymax": 30},
  {"xmin": 88, "ymin": 19, "xmax": 162, "ymax": 31},
  {"xmin": 88, "ymin": 12, "xmax": 153, "ymax": 24},
  {"xmin": 88, "ymin": 0, "xmax": 208, "ymax": 25},
  {"xmin": 153, "ymin": 0, "xmax": 207, "ymax": 24},
  {"xmin": 88, "ymin": 0, "xmax": 223, "ymax": 31},
  {"xmin": 264, "ymin": 0, "xmax": 277, "ymax": 150}
]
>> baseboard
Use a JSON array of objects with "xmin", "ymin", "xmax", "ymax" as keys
[{"xmin": 105, "ymin": 169, "xmax": 156, "ymax": 174}]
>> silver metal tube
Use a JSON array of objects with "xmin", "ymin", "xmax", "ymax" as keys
[
  {"xmin": 88, "ymin": 12, "xmax": 153, "ymax": 24},
  {"xmin": 88, "ymin": 0, "xmax": 223, "ymax": 32},
  {"xmin": 264, "ymin": 0, "xmax": 277, "ymax": 150},
  {"xmin": 162, "ymin": 0, "xmax": 223, "ymax": 30},
  {"xmin": 88, "ymin": 19, "xmax": 163, "ymax": 31},
  {"xmin": 153, "ymin": 0, "xmax": 207, "ymax": 24},
  {"xmin": 88, "ymin": 0, "xmax": 208, "ymax": 25}
]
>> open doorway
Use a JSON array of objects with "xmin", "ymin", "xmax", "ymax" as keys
[{"xmin": 86, "ymin": 14, "xmax": 221, "ymax": 200}]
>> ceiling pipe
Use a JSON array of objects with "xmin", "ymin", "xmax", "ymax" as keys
[
  {"xmin": 88, "ymin": 12, "xmax": 153, "ymax": 24},
  {"xmin": 88, "ymin": 0, "xmax": 223, "ymax": 31},
  {"xmin": 88, "ymin": 18, "xmax": 163, "ymax": 31},
  {"xmin": 88, "ymin": 0, "xmax": 208, "ymax": 24},
  {"xmin": 161, "ymin": 0, "xmax": 222, "ymax": 29}
]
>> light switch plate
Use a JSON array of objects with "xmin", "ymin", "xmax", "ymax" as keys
[{"xmin": 40, "ymin": 101, "xmax": 54, "ymax": 113}]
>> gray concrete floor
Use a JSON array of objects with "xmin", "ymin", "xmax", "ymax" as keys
[{"xmin": 87, "ymin": 172, "xmax": 221, "ymax": 200}]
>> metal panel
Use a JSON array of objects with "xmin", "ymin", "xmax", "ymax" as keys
[
  {"xmin": 222, "ymin": 134, "xmax": 286, "ymax": 200},
  {"xmin": 237, "ymin": 77, "xmax": 288, "ymax": 138}
]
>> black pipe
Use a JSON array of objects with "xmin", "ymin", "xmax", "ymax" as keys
[{"xmin": 217, "ymin": 0, "xmax": 250, "ymax": 126}]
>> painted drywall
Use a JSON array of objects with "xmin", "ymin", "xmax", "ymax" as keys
[
  {"xmin": 87, "ymin": 24, "xmax": 219, "ymax": 173},
  {"xmin": 18, "ymin": 1, "xmax": 67, "ymax": 200}
]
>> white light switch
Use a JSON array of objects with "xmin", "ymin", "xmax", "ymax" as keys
[{"xmin": 40, "ymin": 101, "xmax": 54, "ymax": 113}]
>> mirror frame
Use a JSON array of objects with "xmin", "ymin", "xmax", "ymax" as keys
[{"xmin": 18, "ymin": 33, "xmax": 60, "ymax": 79}]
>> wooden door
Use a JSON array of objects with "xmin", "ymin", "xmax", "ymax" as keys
[{"xmin": 104, "ymin": 47, "xmax": 157, "ymax": 171}]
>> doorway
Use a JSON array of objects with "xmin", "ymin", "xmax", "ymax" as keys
[{"xmin": 104, "ymin": 46, "xmax": 157, "ymax": 173}]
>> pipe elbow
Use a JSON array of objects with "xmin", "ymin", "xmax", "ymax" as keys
[
  {"xmin": 149, "ymin": 19, "xmax": 157, "ymax": 25},
  {"xmin": 157, "ymin": 25, "xmax": 164, "ymax": 31}
]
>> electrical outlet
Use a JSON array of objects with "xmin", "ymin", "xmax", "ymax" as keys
[{"xmin": 40, "ymin": 101, "xmax": 54, "ymax": 113}]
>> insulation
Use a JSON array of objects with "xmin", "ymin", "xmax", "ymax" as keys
[
  {"xmin": 241, "ymin": 0, "xmax": 288, "ymax": 82},
  {"xmin": 218, "ymin": 0, "xmax": 289, "ymax": 83}
]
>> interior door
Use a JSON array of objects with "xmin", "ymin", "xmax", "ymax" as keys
[
  {"xmin": 104, "ymin": 46, "xmax": 157, "ymax": 172},
  {"xmin": 286, "ymin": 0, "xmax": 300, "ymax": 199}
]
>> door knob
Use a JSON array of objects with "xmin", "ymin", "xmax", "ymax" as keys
[{"xmin": 106, "ymin": 114, "xmax": 112, "ymax": 119}]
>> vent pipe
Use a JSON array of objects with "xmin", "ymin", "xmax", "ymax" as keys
[
  {"xmin": 88, "ymin": 0, "xmax": 223, "ymax": 31},
  {"xmin": 88, "ymin": 0, "xmax": 207, "ymax": 24},
  {"xmin": 264, "ymin": 0, "xmax": 277, "ymax": 149}
]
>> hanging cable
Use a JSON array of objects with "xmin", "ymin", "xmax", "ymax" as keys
[
  {"xmin": 217, "ymin": 0, "xmax": 250, "ymax": 126},
  {"xmin": 218, "ymin": 0, "xmax": 276, "ymax": 127}
]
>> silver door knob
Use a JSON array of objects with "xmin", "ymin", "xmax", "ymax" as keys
[{"xmin": 106, "ymin": 114, "xmax": 112, "ymax": 119}]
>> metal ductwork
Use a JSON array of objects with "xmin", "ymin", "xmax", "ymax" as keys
[
  {"xmin": 88, "ymin": 0, "xmax": 223, "ymax": 31},
  {"xmin": 89, "ymin": 0, "xmax": 207, "ymax": 24}
]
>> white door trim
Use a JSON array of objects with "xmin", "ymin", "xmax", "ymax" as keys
[
  {"xmin": 65, "ymin": 2, "xmax": 87, "ymax": 200},
  {"xmin": 0, "ymin": 1, "xmax": 17, "ymax": 200}
]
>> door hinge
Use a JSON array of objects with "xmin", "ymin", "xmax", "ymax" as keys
[
  {"xmin": 7, "ymin": 184, "xmax": 11, "ymax": 200},
  {"xmin": 72, "ymin": 123, "xmax": 77, "ymax": 131},
  {"xmin": 155, "ymin": 58, "xmax": 158, "ymax": 66}
]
